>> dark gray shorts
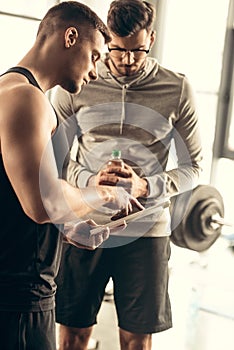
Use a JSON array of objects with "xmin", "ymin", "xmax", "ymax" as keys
[
  {"xmin": 0, "ymin": 310, "xmax": 56, "ymax": 350},
  {"xmin": 55, "ymin": 236, "xmax": 172, "ymax": 334}
]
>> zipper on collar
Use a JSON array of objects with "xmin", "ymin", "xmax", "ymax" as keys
[{"xmin": 120, "ymin": 84, "xmax": 129, "ymax": 134}]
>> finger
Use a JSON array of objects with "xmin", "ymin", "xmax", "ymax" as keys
[
  {"xmin": 99, "ymin": 174, "xmax": 119, "ymax": 185},
  {"xmin": 99, "ymin": 180, "xmax": 118, "ymax": 186},
  {"xmin": 125, "ymin": 203, "xmax": 129, "ymax": 216},
  {"xmin": 85, "ymin": 218, "xmax": 98, "ymax": 227},
  {"xmin": 100, "ymin": 169, "xmax": 119, "ymax": 177},
  {"xmin": 106, "ymin": 167, "xmax": 130, "ymax": 178},
  {"xmin": 123, "ymin": 163, "xmax": 131, "ymax": 170},
  {"xmin": 131, "ymin": 197, "xmax": 145, "ymax": 210},
  {"xmin": 92, "ymin": 227, "xmax": 111, "ymax": 247},
  {"xmin": 93, "ymin": 232, "xmax": 107, "ymax": 247},
  {"xmin": 126, "ymin": 200, "xmax": 132, "ymax": 215},
  {"xmin": 102, "ymin": 228, "xmax": 110, "ymax": 241}
]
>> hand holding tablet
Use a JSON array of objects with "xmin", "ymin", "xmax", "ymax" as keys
[{"xmin": 90, "ymin": 199, "xmax": 170, "ymax": 235}]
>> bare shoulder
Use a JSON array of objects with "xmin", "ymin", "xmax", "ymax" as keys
[{"xmin": 0, "ymin": 76, "xmax": 56, "ymax": 132}]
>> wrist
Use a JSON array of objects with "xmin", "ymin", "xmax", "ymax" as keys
[
  {"xmin": 87, "ymin": 175, "xmax": 96, "ymax": 187},
  {"xmin": 140, "ymin": 178, "xmax": 149, "ymax": 197}
]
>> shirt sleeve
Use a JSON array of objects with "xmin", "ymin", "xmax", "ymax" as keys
[{"xmin": 145, "ymin": 76, "xmax": 203, "ymax": 199}]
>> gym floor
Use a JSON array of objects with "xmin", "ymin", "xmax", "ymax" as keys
[{"xmin": 56, "ymin": 236, "xmax": 234, "ymax": 350}]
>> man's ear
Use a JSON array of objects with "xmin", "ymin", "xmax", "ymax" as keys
[
  {"xmin": 64, "ymin": 27, "xmax": 78, "ymax": 48},
  {"xmin": 150, "ymin": 30, "xmax": 156, "ymax": 48}
]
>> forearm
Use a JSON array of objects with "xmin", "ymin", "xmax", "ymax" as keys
[
  {"xmin": 41, "ymin": 178, "xmax": 113, "ymax": 224},
  {"xmin": 145, "ymin": 163, "xmax": 201, "ymax": 199},
  {"xmin": 66, "ymin": 158, "xmax": 93, "ymax": 187}
]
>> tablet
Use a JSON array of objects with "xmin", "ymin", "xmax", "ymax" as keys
[{"xmin": 90, "ymin": 199, "xmax": 170, "ymax": 235}]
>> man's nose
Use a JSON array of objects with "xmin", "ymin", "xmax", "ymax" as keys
[
  {"xmin": 122, "ymin": 51, "xmax": 135, "ymax": 65},
  {"xmin": 89, "ymin": 68, "xmax": 98, "ymax": 81}
]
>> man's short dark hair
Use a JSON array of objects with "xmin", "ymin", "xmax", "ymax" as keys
[
  {"xmin": 107, "ymin": 0, "xmax": 156, "ymax": 37},
  {"xmin": 37, "ymin": 1, "xmax": 111, "ymax": 44}
]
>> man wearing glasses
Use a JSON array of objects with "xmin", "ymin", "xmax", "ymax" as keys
[
  {"xmin": 53, "ymin": 0, "xmax": 202, "ymax": 349},
  {"xmin": 107, "ymin": 33, "xmax": 151, "ymax": 77}
]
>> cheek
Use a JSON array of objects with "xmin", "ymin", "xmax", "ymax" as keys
[{"xmin": 78, "ymin": 52, "xmax": 92, "ymax": 70}]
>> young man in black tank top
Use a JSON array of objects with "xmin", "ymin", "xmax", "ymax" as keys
[{"xmin": 0, "ymin": 2, "xmax": 143, "ymax": 349}]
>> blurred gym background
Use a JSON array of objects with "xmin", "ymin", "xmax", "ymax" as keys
[{"xmin": 0, "ymin": 1, "xmax": 233, "ymax": 349}]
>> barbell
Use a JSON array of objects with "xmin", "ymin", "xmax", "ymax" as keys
[
  {"xmin": 170, "ymin": 184, "xmax": 233, "ymax": 252},
  {"xmin": 109, "ymin": 184, "xmax": 232, "ymax": 252}
]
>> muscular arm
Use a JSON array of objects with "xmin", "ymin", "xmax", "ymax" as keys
[{"xmin": 0, "ymin": 85, "xmax": 138, "ymax": 224}]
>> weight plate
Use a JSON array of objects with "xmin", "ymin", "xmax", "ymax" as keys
[{"xmin": 170, "ymin": 185, "xmax": 224, "ymax": 252}]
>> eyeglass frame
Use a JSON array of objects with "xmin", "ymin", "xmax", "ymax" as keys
[{"xmin": 108, "ymin": 46, "xmax": 150, "ymax": 59}]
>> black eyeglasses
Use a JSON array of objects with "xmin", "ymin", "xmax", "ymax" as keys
[{"xmin": 108, "ymin": 47, "xmax": 150, "ymax": 59}]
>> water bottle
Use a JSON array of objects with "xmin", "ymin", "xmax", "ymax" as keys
[{"xmin": 106, "ymin": 150, "xmax": 124, "ymax": 169}]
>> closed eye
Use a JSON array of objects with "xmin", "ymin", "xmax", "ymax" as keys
[{"xmin": 92, "ymin": 51, "xmax": 101, "ymax": 62}]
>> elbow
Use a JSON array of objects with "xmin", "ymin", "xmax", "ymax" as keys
[{"xmin": 23, "ymin": 206, "xmax": 50, "ymax": 224}]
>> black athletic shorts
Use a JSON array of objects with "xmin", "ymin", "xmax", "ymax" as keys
[
  {"xmin": 0, "ymin": 309, "xmax": 56, "ymax": 350},
  {"xmin": 55, "ymin": 236, "xmax": 172, "ymax": 334}
]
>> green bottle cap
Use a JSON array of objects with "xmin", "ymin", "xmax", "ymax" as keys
[{"xmin": 112, "ymin": 149, "xmax": 121, "ymax": 158}]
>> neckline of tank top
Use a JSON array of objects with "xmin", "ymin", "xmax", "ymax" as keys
[{"xmin": 2, "ymin": 66, "xmax": 43, "ymax": 92}]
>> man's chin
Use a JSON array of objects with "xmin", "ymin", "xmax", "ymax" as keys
[
  {"xmin": 70, "ymin": 86, "xmax": 82, "ymax": 95},
  {"xmin": 118, "ymin": 68, "xmax": 137, "ymax": 76},
  {"xmin": 72, "ymin": 85, "xmax": 82, "ymax": 95},
  {"xmin": 125, "ymin": 71, "xmax": 136, "ymax": 76},
  {"xmin": 62, "ymin": 80, "xmax": 81, "ymax": 94}
]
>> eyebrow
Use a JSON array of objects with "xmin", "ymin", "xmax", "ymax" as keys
[{"xmin": 109, "ymin": 44, "xmax": 147, "ymax": 50}]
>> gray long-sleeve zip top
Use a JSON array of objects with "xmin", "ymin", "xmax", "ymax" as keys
[{"xmin": 52, "ymin": 56, "xmax": 203, "ymax": 237}]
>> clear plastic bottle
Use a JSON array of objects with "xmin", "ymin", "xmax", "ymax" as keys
[{"xmin": 107, "ymin": 150, "xmax": 124, "ymax": 168}]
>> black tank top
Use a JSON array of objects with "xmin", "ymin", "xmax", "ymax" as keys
[{"xmin": 0, "ymin": 67, "xmax": 63, "ymax": 312}]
